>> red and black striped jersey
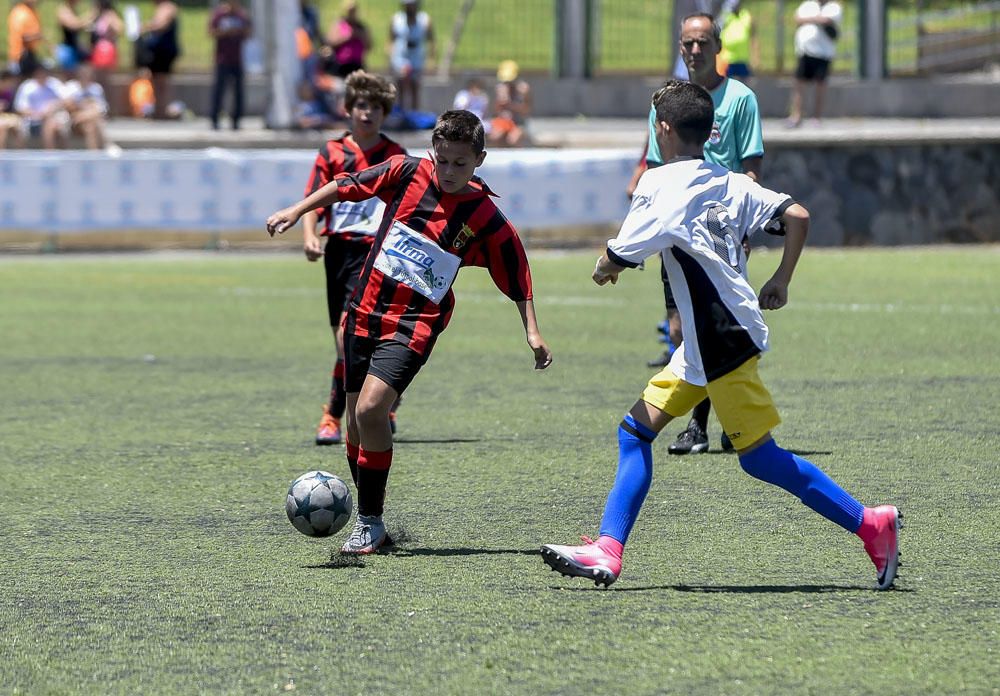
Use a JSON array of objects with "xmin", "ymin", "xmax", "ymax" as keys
[
  {"xmin": 303, "ymin": 132, "xmax": 407, "ymax": 241},
  {"xmin": 337, "ymin": 154, "xmax": 534, "ymax": 358}
]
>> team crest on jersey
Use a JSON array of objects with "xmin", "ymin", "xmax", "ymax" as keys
[
  {"xmin": 708, "ymin": 121, "xmax": 722, "ymax": 145},
  {"xmin": 453, "ymin": 223, "xmax": 475, "ymax": 249}
]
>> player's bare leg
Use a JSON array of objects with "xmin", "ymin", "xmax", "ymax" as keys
[
  {"xmin": 342, "ymin": 375, "xmax": 398, "ymax": 554},
  {"xmin": 316, "ymin": 322, "xmax": 346, "ymax": 446},
  {"xmin": 787, "ymin": 79, "xmax": 805, "ymax": 127}
]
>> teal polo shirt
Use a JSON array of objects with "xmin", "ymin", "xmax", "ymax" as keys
[{"xmin": 645, "ymin": 77, "xmax": 764, "ymax": 173}]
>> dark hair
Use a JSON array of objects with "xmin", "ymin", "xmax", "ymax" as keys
[
  {"xmin": 0, "ymin": 69, "xmax": 16, "ymax": 81},
  {"xmin": 431, "ymin": 109, "xmax": 485, "ymax": 155},
  {"xmin": 344, "ymin": 70, "xmax": 396, "ymax": 114},
  {"xmin": 681, "ymin": 12, "xmax": 721, "ymax": 44},
  {"xmin": 652, "ymin": 79, "xmax": 714, "ymax": 146}
]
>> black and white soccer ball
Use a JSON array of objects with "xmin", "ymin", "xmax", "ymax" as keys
[{"xmin": 285, "ymin": 470, "xmax": 353, "ymax": 537}]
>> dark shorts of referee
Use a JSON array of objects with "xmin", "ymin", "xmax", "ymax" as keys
[
  {"xmin": 660, "ymin": 257, "xmax": 677, "ymax": 311},
  {"xmin": 344, "ymin": 334, "xmax": 427, "ymax": 395},
  {"xmin": 795, "ymin": 54, "xmax": 831, "ymax": 82},
  {"xmin": 324, "ymin": 235, "xmax": 372, "ymax": 326}
]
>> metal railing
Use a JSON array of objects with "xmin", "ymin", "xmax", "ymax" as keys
[
  {"xmin": 3, "ymin": 0, "xmax": 996, "ymax": 78},
  {"xmin": 590, "ymin": 0, "xmax": 857, "ymax": 76},
  {"xmin": 887, "ymin": 1, "xmax": 1000, "ymax": 75}
]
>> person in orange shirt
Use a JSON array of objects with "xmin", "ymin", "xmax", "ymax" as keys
[
  {"xmin": 128, "ymin": 67, "xmax": 155, "ymax": 117},
  {"xmin": 7, "ymin": 0, "xmax": 46, "ymax": 75}
]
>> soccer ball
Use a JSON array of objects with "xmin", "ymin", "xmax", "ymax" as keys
[{"xmin": 285, "ymin": 470, "xmax": 353, "ymax": 537}]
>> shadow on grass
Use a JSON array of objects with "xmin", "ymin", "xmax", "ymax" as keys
[
  {"xmin": 551, "ymin": 583, "xmax": 912, "ymax": 593},
  {"xmin": 387, "ymin": 547, "xmax": 539, "ymax": 558},
  {"xmin": 305, "ymin": 546, "xmax": 537, "ymax": 568},
  {"xmin": 671, "ymin": 450, "xmax": 833, "ymax": 457},
  {"xmin": 306, "ymin": 556, "xmax": 367, "ymax": 570},
  {"xmin": 390, "ymin": 437, "xmax": 483, "ymax": 444}
]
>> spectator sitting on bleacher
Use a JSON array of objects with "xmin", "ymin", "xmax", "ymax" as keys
[
  {"xmin": 452, "ymin": 77, "xmax": 490, "ymax": 133},
  {"xmin": 489, "ymin": 60, "xmax": 531, "ymax": 147},
  {"xmin": 126, "ymin": 65, "xmax": 183, "ymax": 120},
  {"xmin": 13, "ymin": 62, "xmax": 71, "ymax": 149},
  {"xmin": 63, "ymin": 63, "xmax": 109, "ymax": 149},
  {"xmin": 294, "ymin": 79, "xmax": 342, "ymax": 131},
  {"xmin": 128, "ymin": 66, "xmax": 155, "ymax": 117},
  {"xmin": 0, "ymin": 69, "xmax": 26, "ymax": 148}
]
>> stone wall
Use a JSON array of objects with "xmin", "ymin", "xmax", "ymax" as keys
[{"xmin": 759, "ymin": 143, "xmax": 1000, "ymax": 246}]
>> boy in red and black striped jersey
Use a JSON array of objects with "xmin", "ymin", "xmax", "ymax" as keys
[
  {"xmin": 301, "ymin": 70, "xmax": 407, "ymax": 448},
  {"xmin": 268, "ymin": 109, "xmax": 553, "ymax": 554}
]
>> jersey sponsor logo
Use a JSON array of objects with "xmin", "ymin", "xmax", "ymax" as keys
[
  {"xmin": 708, "ymin": 121, "xmax": 722, "ymax": 145},
  {"xmin": 373, "ymin": 220, "xmax": 461, "ymax": 304}
]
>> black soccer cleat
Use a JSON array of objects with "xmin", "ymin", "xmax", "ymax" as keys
[{"xmin": 668, "ymin": 423, "xmax": 709, "ymax": 455}]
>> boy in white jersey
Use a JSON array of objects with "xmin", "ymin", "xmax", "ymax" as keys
[{"xmin": 540, "ymin": 80, "xmax": 901, "ymax": 590}]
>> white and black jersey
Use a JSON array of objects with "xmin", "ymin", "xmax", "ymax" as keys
[{"xmin": 608, "ymin": 156, "xmax": 794, "ymax": 386}]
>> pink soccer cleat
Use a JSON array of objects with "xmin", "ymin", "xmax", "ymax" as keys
[
  {"xmin": 859, "ymin": 505, "xmax": 902, "ymax": 590},
  {"xmin": 540, "ymin": 535, "xmax": 623, "ymax": 587}
]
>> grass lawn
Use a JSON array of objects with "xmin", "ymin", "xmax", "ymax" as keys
[{"xmin": 0, "ymin": 246, "xmax": 998, "ymax": 694}]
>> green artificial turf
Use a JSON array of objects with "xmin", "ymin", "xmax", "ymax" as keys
[{"xmin": 0, "ymin": 246, "xmax": 998, "ymax": 694}]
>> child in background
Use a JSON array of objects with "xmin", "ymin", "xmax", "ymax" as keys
[
  {"xmin": 267, "ymin": 109, "xmax": 553, "ymax": 555},
  {"xmin": 128, "ymin": 66, "xmax": 154, "ymax": 117},
  {"xmin": 299, "ymin": 71, "xmax": 405, "ymax": 446},
  {"xmin": 452, "ymin": 77, "xmax": 489, "ymax": 134},
  {"xmin": 294, "ymin": 80, "xmax": 340, "ymax": 131},
  {"xmin": 0, "ymin": 70, "xmax": 25, "ymax": 148}
]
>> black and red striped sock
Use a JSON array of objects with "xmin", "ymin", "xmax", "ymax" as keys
[
  {"xmin": 357, "ymin": 447, "xmax": 392, "ymax": 517},
  {"xmin": 345, "ymin": 440, "xmax": 360, "ymax": 487}
]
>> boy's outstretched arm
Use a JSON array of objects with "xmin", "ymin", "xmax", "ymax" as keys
[
  {"xmin": 758, "ymin": 203, "xmax": 809, "ymax": 310},
  {"xmin": 593, "ymin": 253, "xmax": 627, "ymax": 286},
  {"xmin": 515, "ymin": 300, "xmax": 552, "ymax": 370},
  {"xmin": 266, "ymin": 181, "xmax": 342, "ymax": 237}
]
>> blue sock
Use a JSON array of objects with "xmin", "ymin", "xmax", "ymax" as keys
[
  {"xmin": 598, "ymin": 414, "xmax": 657, "ymax": 544},
  {"xmin": 738, "ymin": 439, "xmax": 864, "ymax": 532}
]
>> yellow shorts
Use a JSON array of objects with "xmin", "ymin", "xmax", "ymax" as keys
[{"xmin": 641, "ymin": 356, "xmax": 781, "ymax": 450}]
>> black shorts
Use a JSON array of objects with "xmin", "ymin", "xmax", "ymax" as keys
[
  {"xmin": 795, "ymin": 55, "xmax": 831, "ymax": 82},
  {"xmin": 344, "ymin": 334, "xmax": 426, "ymax": 394},
  {"xmin": 323, "ymin": 236, "xmax": 371, "ymax": 326},
  {"xmin": 660, "ymin": 257, "xmax": 677, "ymax": 311}
]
